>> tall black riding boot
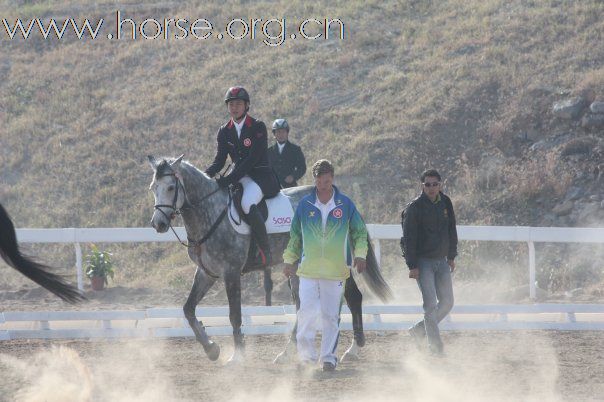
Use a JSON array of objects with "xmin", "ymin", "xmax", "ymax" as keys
[{"xmin": 246, "ymin": 204, "xmax": 272, "ymax": 268}]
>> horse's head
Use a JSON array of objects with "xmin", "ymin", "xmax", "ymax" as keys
[{"xmin": 148, "ymin": 154, "xmax": 186, "ymax": 233}]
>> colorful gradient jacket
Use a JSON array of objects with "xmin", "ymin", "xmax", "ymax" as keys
[{"xmin": 283, "ymin": 186, "xmax": 368, "ymax": 281}]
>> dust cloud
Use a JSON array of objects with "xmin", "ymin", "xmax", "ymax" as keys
[
  {"xmin": 0, "ymin": 331, "xmax": 581, "ymax": 402},
  {"xmin": 1, "ymin": 341, "xmax": 177, "ymax": 402},
  {"xmin": 1, "ymin": 347, "xmax": 92, "ymax": 402}
]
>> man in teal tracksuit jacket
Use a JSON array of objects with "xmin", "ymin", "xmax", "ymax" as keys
[{"xmin": 283, "ymin": 159, "xmax": 367, "ymax": 371}]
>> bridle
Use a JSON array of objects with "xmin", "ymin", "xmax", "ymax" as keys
[{"xmin": 153, "ymin": 171, "xmax": 227, "ymax": 249}]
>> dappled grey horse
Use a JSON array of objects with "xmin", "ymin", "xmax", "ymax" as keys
[{"xmin": 148, "ymin": 156, "xmax": 391, "ymax": 363}]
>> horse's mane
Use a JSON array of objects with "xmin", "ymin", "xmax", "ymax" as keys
[
  {"xmin": 154, "ymin": 158, "xmax": 210, "ymax": 181},
  {"xmin": 180, "ymin": 160, "xmax": 210, "ymax": 179}
]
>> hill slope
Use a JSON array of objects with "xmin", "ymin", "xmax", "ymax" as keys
[{"xmin": 1, "ymin": 0, "xmax": 603, "ymax": 295}]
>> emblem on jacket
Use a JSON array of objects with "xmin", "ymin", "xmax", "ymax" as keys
[
  {"xmin": 309, "ymin": 211, "xmax": 315, "ymax": 218},
  {"xmin": 332, "ymin": 208, "xmax": 343, "ymax": 219},
  {"xmin": 243, "ymin": 138, "xmax": 251, "ymax": 147}
]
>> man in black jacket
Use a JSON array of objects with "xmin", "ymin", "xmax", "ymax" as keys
[
  {"xmin": 205, "ymin": 86, "xmax": 280, "ymax": 267},
  {"xmin": 268, "ymin": 118, "xmax": 306, "ymax": 188},
  {"xmin": 402, "ymin": 169, "xmax": 458, "ymax": 356}
]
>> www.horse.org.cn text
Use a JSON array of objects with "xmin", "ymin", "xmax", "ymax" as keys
[{"xmin": 1, "ymin": 11, "xmax": 345, "ymax": 46}]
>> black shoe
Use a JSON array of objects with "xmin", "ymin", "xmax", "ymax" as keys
[
  {"xmin": 246, "ymin": 205, "xmax": 272, "ymax": 268},
  {"xmin": 322, "ymin": 362, "xmax": 336, "ymax": 372}
]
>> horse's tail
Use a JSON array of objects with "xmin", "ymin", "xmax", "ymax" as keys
[
  {"xmin": 0, "ymin": 203, "xmax": 85, "ymax": 304},
  {"xmin": 359, "ymin": 234, "xmax": 393, "ymax": 303}
]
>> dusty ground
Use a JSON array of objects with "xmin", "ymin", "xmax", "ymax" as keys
[
  {"xmin": 1, "ymin": 330, "xmax": 603, "ymax": 402},
  {"xmin": 1, "ymin": 275, "xmax": 603, "ymax": 402}
]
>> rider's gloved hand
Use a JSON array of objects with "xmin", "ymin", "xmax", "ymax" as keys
[{"xmin": 216, "ymin": 176, "xmax": 230, "ymax": 188}]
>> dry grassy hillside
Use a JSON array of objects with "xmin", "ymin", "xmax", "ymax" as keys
[{"xmin": 1, "ymin": 0, "xmax": 603, "ymax": 297}]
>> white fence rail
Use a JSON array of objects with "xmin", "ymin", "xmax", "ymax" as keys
[
  {"xmin": 2, "ymin": 304, "xmax": 604, "ymax": 341},
  {"xmin": 15, "ymin": 225, "xmax": 604, "ymax": 299}
]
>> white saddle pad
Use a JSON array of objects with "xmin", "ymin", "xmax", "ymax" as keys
[{"xmin": 228, "ymin": 191, "xmax": 294, "ymax": 235}]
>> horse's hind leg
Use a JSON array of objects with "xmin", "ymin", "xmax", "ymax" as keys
[
  {"xmin": 225, "ymin": 270, "xmax": 245, "ymax": 363},
  {"xmin": 274, "ymin": 275, "xmax": 299, "ymax": 364},
  {"xmin": 345, "ymin": 275, "xmax": 364, "ymax": 346},
  {"xmin": 341, "ymin": 275, "xmax": 364, "ymax": 362},
  {"xmin": 184, "ymin": 267, "xmax": 219, "ymax": 360},
  {"xmin": 263, "ymin": 267, "xmax": 273, "ymax": 306},
  {"xmin": 289, "ymin": 275, "xmax": 301, "ymax": 339}
]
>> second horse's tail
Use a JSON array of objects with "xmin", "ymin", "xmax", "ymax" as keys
[
  {"xmin": 357, "ymin": 234, "xmax": 393, "ymax": 303},
  {"xmin": 0, "ymin": 203, "xmax": 85, "ymax": 304}
]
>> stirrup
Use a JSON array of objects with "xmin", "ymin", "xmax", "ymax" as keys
[{"xmin": 241, "ymin": 249, "xmax": 269, "ymax": 275}]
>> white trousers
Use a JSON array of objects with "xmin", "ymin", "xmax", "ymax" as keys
[
  {"xmin": 297, "ymin": 277, "xmax": 344, "ymax": 365},
  {"xmin": 239, "ymin": 176, "xmax": 263, "ymax": 214}
]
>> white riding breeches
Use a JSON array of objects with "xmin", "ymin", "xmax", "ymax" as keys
[
  {"xmin": 239, "ymin": 176, "xmax": 263, "ymax": 214},
  {"xmin": 296, "ymin": 277, "xmax": 344, "ymax": 365}
]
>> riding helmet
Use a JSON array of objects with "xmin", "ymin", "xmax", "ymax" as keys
[
  {"xmin": 224, "ymin": 86, "xmax": 250, "ymax": 104},
  {"xmin": 272, "ymin": 118, "xmax": 289, "ymax": 132}
]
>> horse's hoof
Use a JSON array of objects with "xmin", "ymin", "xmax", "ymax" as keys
[
  {"xmin": 354, "ymin": 331, "xmax": 366, "ymax": 348},
  {"xmin": 340, "ymin": 351, "xmax": 360, "ymax": 363},
  {"xmin": 204, "ymin": 341, "xmax": 220, "ymax": 361}
]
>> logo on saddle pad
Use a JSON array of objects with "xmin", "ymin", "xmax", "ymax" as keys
[
  {"xmin": 332, "ymin": 208, "xmax": 343, "ymax": 219},
  {"xmin": 272, "ymin": 216, "xmax": 291, "ymax": 226},
  {"xmin": 243, "ymin": 138, "xmax": 252, "ymax": 147}
]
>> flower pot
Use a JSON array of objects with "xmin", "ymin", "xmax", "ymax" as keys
[{"xmin": 90, "ymin": 276, "xmax": 105, "ymax": 291}]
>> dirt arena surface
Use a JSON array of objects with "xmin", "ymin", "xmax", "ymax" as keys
[
  {"xmin": 1, "ymin": 282, "xmax": 603, "ymax": 401},
  {"xmin": 1, "ymin": 330, "xmax": 603, "ymax": 402}
]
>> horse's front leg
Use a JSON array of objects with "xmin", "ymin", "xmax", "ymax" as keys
[
  {"xmin": 263, "ymin": 267, "xmax": 273, "ymax": 306},
  {"xmin": 225, "ymin": 269, "xmax": 245, "ymax": 363},
  {"xmin": 184, "ymin": 266, "xmax": 219, "ymax": 360},
  {"xmin": 273, "ymin": 275, "xmax": 299, "ymax": 364},
  {"xmin": 341, "ymin": 274, "xmax": 364, "ymax": 362}
]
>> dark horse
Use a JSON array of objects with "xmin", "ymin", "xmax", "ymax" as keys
[
  {"xmin": 148, "ymin": 156, "xmax": 391, "ymax": 362},
  {"xmin": 0, "ymin": 202, "xmax": 84, "ymax": 304}
]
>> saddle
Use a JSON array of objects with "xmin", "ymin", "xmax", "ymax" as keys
[
  {"xmin": 230, "ymin": 183, "xmax": 268, "ymax": 226},
  {"xmin": 229, "ymin": 184, "xmax": 294, "ymax": 273},
  {"xmin": 228, "ymin": 183, "xmax": 294, "ymax": 235}
]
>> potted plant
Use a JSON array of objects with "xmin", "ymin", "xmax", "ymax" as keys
[{"xmin": 84, "ymin": 244, "xmax": 115, "ymax": 291}]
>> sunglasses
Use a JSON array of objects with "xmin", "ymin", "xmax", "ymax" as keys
[{"xmin": 423, "ymin": 182, "xmax": 440, "ymax": 187}]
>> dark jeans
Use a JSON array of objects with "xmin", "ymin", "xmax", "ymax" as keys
[{"xmin": 412, "ymin": 257, "xmax": 454, "ymax": 352}]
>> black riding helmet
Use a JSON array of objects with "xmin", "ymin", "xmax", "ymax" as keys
[
  {"xmin": 224, "ymin": 86, "xmax": 250, "ymax": 104},
  {"xmin": 272, "ymin": 118, "xmax": 289, "ymax": 132}
]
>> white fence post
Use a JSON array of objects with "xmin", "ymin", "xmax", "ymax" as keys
[
  {"xmin": 75, "ymin": 242, "xmax": 83, "ymax": 291},
  {"xmin": 528, "ymin": 241, "xmax": 536, "ymax": 300}
]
